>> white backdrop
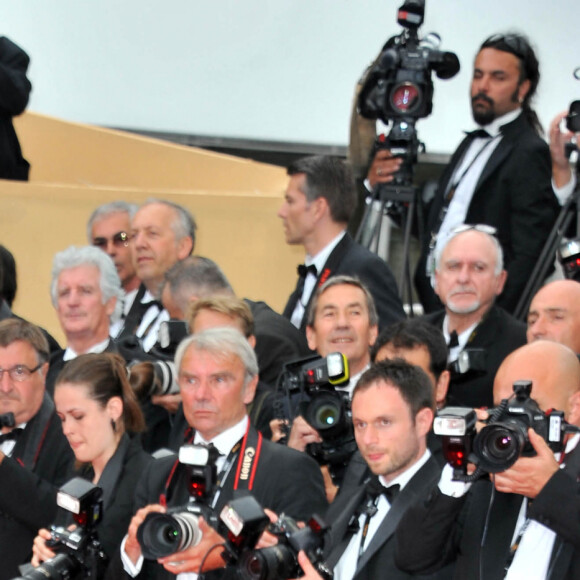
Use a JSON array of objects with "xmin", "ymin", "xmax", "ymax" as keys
[{"xmin": 1, "ymin": 0, "xmax": 578, "ymax": 154}]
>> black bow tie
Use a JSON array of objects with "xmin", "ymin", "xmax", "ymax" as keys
[
  {"xmin": 297, "ymin": 264, "xmax": 317, "ymax": 278},
  {"xmin": 448, "ymin": 330, "xmax": 459, "ymax": 348},
  {"xmin": 366, "ymin": 477, "xmax": 400, "ymax": 503},
  {"xmin": 0, "ymin": 427, "xmax": 23, "ymax": 444},
  {"xmin": 467, "ymin": 128, "xmax": 492, "ymax": 139}
]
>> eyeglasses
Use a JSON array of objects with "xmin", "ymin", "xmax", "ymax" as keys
[
  {"xmin": 450, "ymin": 224, "xmax": 497, "ymax": 237},
  {"xmin": 0, "ymin": 363, "xmax": 43, "ymax": 382},
  {"xmin": 92, "ymin": 231, "xmax": 130, "ymax": 249}
]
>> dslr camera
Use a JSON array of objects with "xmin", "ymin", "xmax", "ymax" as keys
[
  {"xmin": 137, "ymin": 443, "xmax": 220, "ymax": 559},
  {"xmin": 237, "ymin": 513, "xmax": 332, "ymax": 580},
  {"xmin": 14, "ymin": 478, "xmax": 106, "ymax": 580},
  {"xmin": 276, "ymin": 353, "xmax": 356, "ymax": 482},
  {"xmin": 434, "ymin": 380, "xmax": 573, "ymax": 481}
]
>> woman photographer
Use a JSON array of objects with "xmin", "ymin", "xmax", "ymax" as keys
[{"xmin": 30, "ymin": 353, "xmax": 151, "ymax": 574}]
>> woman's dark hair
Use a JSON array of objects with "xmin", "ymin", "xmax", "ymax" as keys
[
  {"xmin": 0, "ymin": 245, "xmax": 17, "ymax": 307},
  {"xmin": 55, "ymin": 353, "xmax": 145, "ymax": 433}
]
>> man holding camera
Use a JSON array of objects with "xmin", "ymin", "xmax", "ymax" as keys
[
  {"xmin": 549, "ymin": 108, "xmax": 578, "ymax": 204},
  {"xmin": 0, "ymin": 319, "xmax": 74, "ymax": 579},
  {"xmin": 369, "ymin": 33, "xmax": 559, "ymax": 314},
  {"xmin": 291, "ymin": 359, "xmax": 443, "ymax": 580},
  {"xmin": 423, "ymin": 225, "xmax": 526, "ymax": 408},
  {"xmin": 115, "ymin": 327, "xmax": 327, "ymax": 578},
  {"xmin": 396, "ymin": 340, "xmax": 580, "ymax": 579}
]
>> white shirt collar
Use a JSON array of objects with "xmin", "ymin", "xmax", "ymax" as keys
[
  {"xmin": 193, "ymin": 415, "xmax": 249, "ymax": 456},
  {"xmin": 63, "ymin": 337, "xmax": 110, "ymax": 362},
  {"xmin": 380, "ymin": 448, "xmax": 431, "ymax": 491},
  {"xmin": 307, "ymin": 230, "xmax": 346, "ymax": 274},
  {"xmin": 474, "ymin": 108, "xmax": 521, "ymax": 138}
]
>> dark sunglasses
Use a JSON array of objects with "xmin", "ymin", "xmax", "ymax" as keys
[{"xmin": 92, "ymin": 231, "xmax": 130, "ymax": 249}]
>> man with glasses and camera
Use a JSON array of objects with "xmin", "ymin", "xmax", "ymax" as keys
[
  {"xmin": 396, "ymin": 340, "xmax": 580, "ymax": 580},
  {"xmin": 0, "ymin": 318, "xmax": 74, "ymax": 578},
  {"xmin": 423, "ymin": 226, "xmax": 526, "ymax": 408},
  {"xmin": 371, "ymin": 33, "xmax": 559, "ymax": 315}
]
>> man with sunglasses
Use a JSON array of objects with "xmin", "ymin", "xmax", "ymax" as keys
[
  {"xmin": 0, "ymin": 318, "xmax": 74, "ymax": 578},
  {"xmin": 88, "ymin": 201, "xmax": 141, "ymax": 337},
  {"xmin": 370, "ymin": 33, "xmax": 559, "ymax": 315},
  {"xmin": 424, "ymin": 226, "xmax": 526, "ymax": 408}
]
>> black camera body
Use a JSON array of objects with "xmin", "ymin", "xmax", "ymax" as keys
[
  {"xmin": 137, "ymin": 444, "xmax": 220, "ymax": 559},
  {"xmin": 13, "ymin": 478, "xmax": 106, "ymax": 580},
  {"xmin": 238, "ymin": 514, "xmax": 332, "ymax": 580},
  {"xmin": 434, "ymin": 381, "xmax": 568, "ymax": 479},
  {"xmin": 277, "ymin": 353, "xmax": 355, "ymax": 482}
]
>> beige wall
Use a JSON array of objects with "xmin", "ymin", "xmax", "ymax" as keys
[{"xmin": 2, "ymin": 114, "xmax": 302, "ymax": 344}]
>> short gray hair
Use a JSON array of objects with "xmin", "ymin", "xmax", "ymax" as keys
[
  {"xmin": 141, "ymin": 198, "xmax": 197, "ymax": 247},
  {"xmin": 50, "ymin": 246, "xmax": 123, "ymax": 320},
  {"xmin": 86, "ymin": 201, "xmax": 138, "ymax": 242},
  {"xmin": 174, "ymin": 327, "xmax": 258, "ymax": 387},
  {"xmin": 434, "ymin": 228, "xmax": 504, "ymax": 276},
  {"xmin": 306, "ymin": 274, "xmax": 378, "ymax": 328}
]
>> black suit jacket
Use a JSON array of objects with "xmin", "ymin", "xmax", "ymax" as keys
[
  {"xmin": 0, "ymin": 399, "xmax": 74, "ymax": 579},
  {"xmin": 396, "ymin": 445, "xmax": 580, "ymax": 580},
  {"xmin": 0, "ymin": 36, "xmax": 31, "ymax": 181},
  {"xmin": 423, "ymin": 305, "xmax": 527, "ymax": 408},
  {"xmin": 283, "ymin": 233, "xmax": 405, "ymax": 332},
  {"xmin": 109, "ymin": 424, "xmax": 328, "ymax": 579},
  {"xmin": 325, "ymin": 455, "xmax": 444, "ymax": 580},
  {"xmin": 245, "ymin": 298, "xmax": 311, "ymax": 385},
  {"xmin": 415, "ymin": 114, "xmax": 560, "ymax": 314}
]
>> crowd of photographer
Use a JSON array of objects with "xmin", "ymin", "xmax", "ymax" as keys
[{"xmin": 1, "ymin": 1, "xmax": 580, "ymax": 579}]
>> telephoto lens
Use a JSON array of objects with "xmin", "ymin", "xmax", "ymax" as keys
[{"xmin": 137, "ymin": 511, "xmax": 203, "ymax": 559}]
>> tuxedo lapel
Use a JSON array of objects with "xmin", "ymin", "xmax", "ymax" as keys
[
  {"xmin": 353, "ymin": 458, "xmax": 440, "ymax": 575},
  {"xmin": 299, "ymin": 234, "xmax": 353, "ymax": 331}
]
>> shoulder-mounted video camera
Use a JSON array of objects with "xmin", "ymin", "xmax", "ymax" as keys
[
  {"xmin": 14, "ymin": 478, "xmax": 106, "ymax": 580},
  {"xmin": 137, "ymin": 443, "xmax": 220, "ymax": 559},
  {"xmin": 434, "ymin": 380, "xmax": 578, "ymax": 482}
]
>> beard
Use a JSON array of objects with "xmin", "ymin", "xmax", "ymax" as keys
[
  {"xmin": 471, "ymin": 93, "xmax": 496, "ymax": 126},
  {"xmin": 447, "ymin": 297, "xmax": 481, "ymax": 314}
]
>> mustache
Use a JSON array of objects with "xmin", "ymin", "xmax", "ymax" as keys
[
  {"xmin": 449, "ymin": 285, "xmax": 476, "ymax": 296},
  {"xmin": 0, "ymin": 393, "xmax": 20, "ymax": 401},
  {"xmin": 472, "ymin": 93, "xmax": 494, "ymax": 106}
]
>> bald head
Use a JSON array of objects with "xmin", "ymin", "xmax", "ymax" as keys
[
  {"xmin": 527, "ymin": 280, "xmax": 580, "ymax": 353},
  {"xmin": 493, "ymin": 341, "xmax": 580, "ymax": 425}
]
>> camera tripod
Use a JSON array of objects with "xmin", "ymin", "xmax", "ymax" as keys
[
  {"xmin": 355, "ymin": 179, "xmax": 424, "ymax": 314},
  {"xmin": 514, "ymin": 168, "xmax": 580, "ymax": 321}
]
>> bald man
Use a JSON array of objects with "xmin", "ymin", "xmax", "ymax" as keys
[
  {"xmin": 396, "ymin": 341, "xmax": 580, "ymax": 580},
  {"xmin": 527, "ymin": 279, "xmax": 580, "ymax": 354}
]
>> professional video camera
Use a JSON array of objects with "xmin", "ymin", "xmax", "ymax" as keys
[
  {"xmin": 358, "ymin": 0, "xmax": 459, "ymax": 188},
  {"xmin": 433, "ymin": 380, "xmax": 579, "ymax": 482},
  {"xmin": 237, "ymin": 513, "xmax": 332, "ymax": 580},
  {"xmin": 276, "ymin": 353, "xmax": 356, "ymax": 482},
  {"xmin": 13, "ymin": 478, "xmax": 106, "ymax": 580},
  {"xmin": 0, "ymin": 411, "xmax": 15, "ymax": 428},
  {"xmin": 137, "ymin": 443, "xmax": 220, "ymax": 559}
]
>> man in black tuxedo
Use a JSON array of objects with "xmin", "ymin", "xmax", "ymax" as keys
[
  {"xmin": 117, "ymin": 327, "xmax": 327, "ymax": 578},
  {"xmin": 370, "ymin": 33, "xmax": 559, "ymax": 314},
  {"xmin": 279, "ymin": 155, "xmax": 404, "ymax": 333},
  {"xmin": 0, "ymin": 319, "xmax": 74, "ymax": 579},
  {"xmin": 291, "ymin": 359, "xmax": 443, "ymax": 580},
  {"xmin": 423, "ymin": 226, "xmax": 526, "ymax": 408},
  {"xmin": 45, "ymin": 245, "xmax": 122, "ymax": 396},
  {"xmin": 396, "ymin": 340, "xmax": 580, "ymax": 579}
]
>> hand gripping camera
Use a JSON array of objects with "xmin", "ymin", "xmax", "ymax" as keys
[
  {"xmin": 434, "ymin": 380, "xmax": 578, "ymax": 482},
  {"xmin": 137, "ymin": 443, "xmax": 220, "ymax": 559},
  {"xmin": 276, "ymin": 353, "xmax": 356, "ymax": 483},
  {"xmin": 14, "ymin": 478, "xmax": 106, "ymax": 580}
]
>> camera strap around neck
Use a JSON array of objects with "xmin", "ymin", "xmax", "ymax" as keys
[{"xmin": 159, "ymin": 424, "xmax": 263, "ymax": 508}]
